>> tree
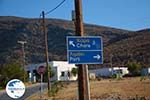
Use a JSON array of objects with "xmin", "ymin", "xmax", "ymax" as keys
[
  {"xmin": 71, "ymin": 68, "xmax": 78, "ymax": 76},
  {"xmin": 0, "ymin": 61, "xmax": 27, "ymax": 88},
  {"xmin": 127, "ymin": 61, "xmax": 141, "ymax": 76},
  {"xmin": 42, "ymin": 66, "xmax": 55, "ymax": 82}
]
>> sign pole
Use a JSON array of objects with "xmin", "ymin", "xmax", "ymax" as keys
[
  {"xmin": 74, "ymin": 0, "xmax": 90, "ymax": 100},
  {"xmin": 40, "ymin": 74, "xmax": 43, "ymax": 100},
  {"xmin": 37, "ymin": 66, "xmax": 46, "ymax": 100}
]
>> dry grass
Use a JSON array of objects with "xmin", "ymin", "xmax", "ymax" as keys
[
  {"xmin": 90, "ymin": 77, "xmax": 150, "ymax": 99},
  {"xmin": 27, "ymin": 77, "xmax": 150, "ymax": 100},
  {"xmin": 24, "ymin": 82, "xmax": 34, "ymax": 87}
]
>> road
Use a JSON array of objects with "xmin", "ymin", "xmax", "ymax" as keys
[{"xmin": 0, "ymin": 83, "xmax": 47, "ymax": 100}]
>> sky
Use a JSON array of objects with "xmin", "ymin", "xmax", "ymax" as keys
[{"xmin": 0, "ymin": 0, "xmax": 150, "ymax": 31}]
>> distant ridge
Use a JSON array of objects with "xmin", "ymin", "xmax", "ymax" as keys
[{"xmin": 0, "ymin": 16, "xmax": 149, "ymax": 67}]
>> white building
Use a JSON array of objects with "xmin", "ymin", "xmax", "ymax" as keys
[
  {"xmin": 141, "ymin": 68, "xmax": 150, "ymax": 76},
  {"xmin": 25, "ymin": 61, "xmax": 77, "ymax": 82},
  {"xmin": 89, "ymin": 67, "xmax": 129, "ymax": 78}
]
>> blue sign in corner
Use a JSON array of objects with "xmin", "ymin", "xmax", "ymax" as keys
[{"xmin": 67, "ymin": 36, "xmax": 103, "ymax": 64}]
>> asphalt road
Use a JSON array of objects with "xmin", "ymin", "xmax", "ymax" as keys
[{"xmin": 0, "ymin": 83, "xmax": 47, "ymax": 100}]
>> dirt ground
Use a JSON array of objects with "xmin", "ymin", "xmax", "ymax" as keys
[
  {"xmin": 54, "ymin": 77, "xmax": 150, "ymax": 100},
  {"xmin": 27, "ymin": 77, "xmax": 150, "ymax": 100}
]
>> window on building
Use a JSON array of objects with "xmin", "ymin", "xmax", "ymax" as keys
[
  {"xmin": 61, "ymin": 71, "xmax": 65, "ymax": 77},
  {"xmin": 68, "ymin": 71, "xmax": 71, "ymax": 78}
]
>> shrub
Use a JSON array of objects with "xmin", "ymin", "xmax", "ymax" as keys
[
  {"xmin": 127, "ymin": 61, "xmax": 141, "ymax": 76},
  {"xmin": 71, "ymin": 68, "xmax": 78, "ymax": 76},
  {"xmin": 0, "ymin": 61, "xmax": 27, "ymax": 88}
]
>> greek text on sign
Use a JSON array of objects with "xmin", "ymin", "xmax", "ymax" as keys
[
  {"xmin": 67, "ymin": 36, "xmax": 103, "ymax": 64},
  {"xmin": 68, "ymin": 37, "xmax": 102, "ymax": 50}
]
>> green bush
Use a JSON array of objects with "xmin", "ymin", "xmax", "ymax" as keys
[
  {"xmin": 43, "ymin": 66, "xmax": 55, "ymax": 82},
  {"xmin": 127, "ymin": 61, "xmax": 141, "ymax": 76},
  {"xmin": 0, "ymin": 86, "xmax": 3, "ymax": 90},
  {"xmin": 0, "ymin": 61, "xmax": 27, "ymax": 88},
  {"xmin": 112, "ymin": 74, "xmax": 117, "ymax": 78},
  {"xmin": 140, "ymin": 76, "xmax": 146, "ymax": 81},
  {"xmin": 50, "ymin": 81, "xmax": 63, "ymax": 97},
  {"xmin": 71, "ymin": 68, "xmax": 78, "ymax": 76}
]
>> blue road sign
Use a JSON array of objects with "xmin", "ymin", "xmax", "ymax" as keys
[
  {"xmin": 69, "ymin": 51, "xmax": 103, "ymax": 64},
  {"xmin": 67, "ymin": 37, "xmax": 102, "ymax": 50},
  {"xmin": 67, "ymin": 36, "xmax": 103, "ymax": 64}
]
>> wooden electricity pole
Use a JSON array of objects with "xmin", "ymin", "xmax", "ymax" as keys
[
  {"xmin": 18, "ymin": 40, "xmax": 27, "ymax": 83},
  {"xmin": 74, "ymin": 0, "xmax": 90, "ymax": 100},
  {"xmin": 42, "ymin": 11, "xmax": 51, "ymax": 96}
]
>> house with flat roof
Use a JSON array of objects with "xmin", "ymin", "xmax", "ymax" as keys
[
  {"xmin": 89, "ymin": 67, "xmax": 129, "ymax": 78},
  {"xmin": 25, "ymin": 61, "xmax": 77, "ymax": 82}
]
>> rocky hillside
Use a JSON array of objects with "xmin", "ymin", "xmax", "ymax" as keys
[
  {"xmin": 105, "ymin": 29, "xmax": 150, "ymax": 67},
  {"xmin": 0, "ymin": 16, "xmax": 149, "ymax": 67}
]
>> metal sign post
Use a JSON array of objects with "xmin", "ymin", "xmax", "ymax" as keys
[
  {"xmin": 37, "ymin": 66, "xmax": 46, "ymax": 100},
  {"xmin": 40, "ymin": 74, "xmax": 43, "ymax": 100}
]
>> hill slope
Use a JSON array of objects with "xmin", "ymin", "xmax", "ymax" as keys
[
  {"xmin": 105, "ymin": 29, "xmax": 150, "ymax": 67},
  {"xmin": 0, "ymin": 16, "xmax": 149, "ymax": 67}
]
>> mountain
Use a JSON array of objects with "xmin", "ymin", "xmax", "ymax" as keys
[
  {"xmin": 105, "ymin": 29, "xmax": 150, "ymax": 67},
  {"xmin": 0, "ymin": 16, "xmax": 150, "ymax": 67}
]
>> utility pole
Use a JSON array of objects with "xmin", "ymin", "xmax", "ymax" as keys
[
  {"xmin": 74, "ymin": 0, "xmax": 90, "ymax": 100},
  {"xmin": 18, "ymin": 40, "xmax": 27, "ymax": 82},
  {"xmin": 42, "ymin": 11, "xmax": 51, "ymax": 96}
]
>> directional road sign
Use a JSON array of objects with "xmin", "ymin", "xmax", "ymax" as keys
[{"xmin": 67, "ymin": 36, "xmax": 103, "ymax": 64}]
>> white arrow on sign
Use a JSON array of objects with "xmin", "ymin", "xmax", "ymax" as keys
[
  {"xmin": 93, "ymin": 55, "xmax": 101, "ymax": 60},
  {"xmin": 69, "ymin": 41, "xmax": 75, "ymax": 47}
]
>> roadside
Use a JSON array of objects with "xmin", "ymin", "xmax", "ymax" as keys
[
  {"xmin": 0, "ymin": 83, "xmax": 47, "ymax": 100},
  {"xmin": 27, "ymin": 81, "xmax": 72, "ymax": 100},
  {"xmin": 27, "ymin": 77, "xmax": 150, "ymax": 100}
]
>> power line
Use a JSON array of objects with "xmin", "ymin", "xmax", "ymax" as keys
[
  {"xmin": 31, "ymin": 0, "xmax": 67, "ymax": 60},
  {"xmin": 45, "ymin": 0, "xmax": 66, "ymax": 15}
]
